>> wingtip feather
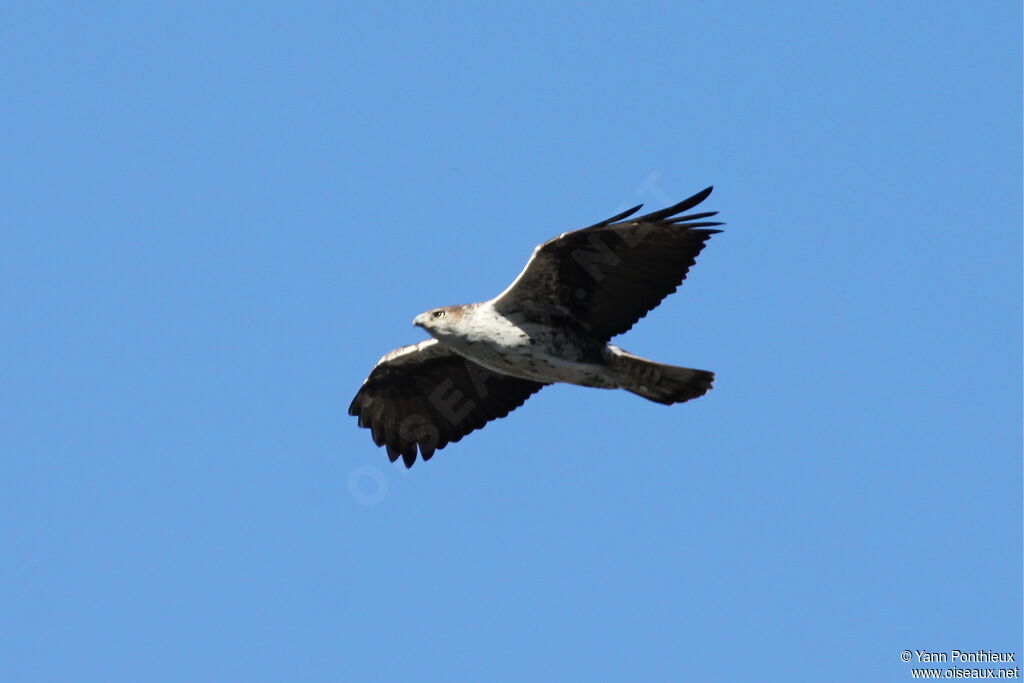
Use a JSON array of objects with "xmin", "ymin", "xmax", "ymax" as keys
[
  {"xmin": 583, "ymin": 203, "xmax": 644, "ymax": 230},
  {"xmin": 632, "ymin": 186, "xmax": 715, "ymax": 224}
]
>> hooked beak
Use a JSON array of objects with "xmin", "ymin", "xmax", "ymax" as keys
[{"xmin": 412, "ymin": 313, "xmax": 426, "ymax": 328}]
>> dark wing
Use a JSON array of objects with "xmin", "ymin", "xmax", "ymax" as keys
[
  {"xmin": 491, "ymin": 186, "xmax": 723, "ymax": 343},
  {"xmin": 348, "ymin": 340, "xmax": 547, "ymax": 467}
]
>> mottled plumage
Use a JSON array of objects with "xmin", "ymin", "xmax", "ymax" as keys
[{"xmin": 349, "ymin": 187, "xmax": 723, "ymax": 467}]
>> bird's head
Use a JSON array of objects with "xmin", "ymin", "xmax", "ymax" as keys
[{"xmin": 413, "ymin": 305, "xmax": 465, "ymax": 338}]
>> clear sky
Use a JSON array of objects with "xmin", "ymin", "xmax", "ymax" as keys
[{"xmin": 3, "ymin": 2, "xmax": 1021, "ymax": 681}]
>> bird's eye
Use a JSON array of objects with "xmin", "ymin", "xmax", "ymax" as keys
[{"xmin": 432, "ymin": 310, "xmax": 445, "ymax": 319}]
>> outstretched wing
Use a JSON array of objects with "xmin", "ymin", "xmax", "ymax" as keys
[
  {"xmin": 348, "ymin": 340, "xmax": 547, "ymax": 467},
  {"xmin": 492, "ymin": 187, "xmax": 723, "ymax": 342}
]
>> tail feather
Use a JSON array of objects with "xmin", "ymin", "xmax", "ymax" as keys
[{"xmin": 606, "ymin": 347, "xmax": 714, "ymax": 405}]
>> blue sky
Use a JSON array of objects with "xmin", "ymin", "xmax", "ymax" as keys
[{"xmin": 2, "ymin": 2, "xmax": 1020, "ymax": 681}]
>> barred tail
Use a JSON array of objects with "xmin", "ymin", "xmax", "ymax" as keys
[{"xmin": 605, "ymin": 346, "xmax": 714, "ymax": 406}]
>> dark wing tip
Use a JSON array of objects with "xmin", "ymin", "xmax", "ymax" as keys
[
  {"xmin": 689, "ymin": 185, "xmax": 713, "ymax": 204},
  {"xmin": 687, "ymin": 227, "xmax": 724, "ymax": 239},
  {"xmin": 669, "ymin": 210, "xmax": 718, "ymax": 222},
  {"xmin": 582, "ymin": 203, "xmax": 644, "ymax": 230},
  {"xmin": 629, "ymin": 186, "xmax": 715, "ymax": 224}
]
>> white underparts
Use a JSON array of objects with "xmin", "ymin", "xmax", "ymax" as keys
[{"xmin": 424, "ymin": 302, "xmax": 619, "ymax": 387}]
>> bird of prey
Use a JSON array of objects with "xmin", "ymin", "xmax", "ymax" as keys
[{"xmin": 349, "ymin": 186, "xmax": 723, "ymax": 467}]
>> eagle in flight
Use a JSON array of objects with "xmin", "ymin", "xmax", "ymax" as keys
[{"xmin": 349, "ymin": 186, "xmax": 723, "ymax": 467}]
